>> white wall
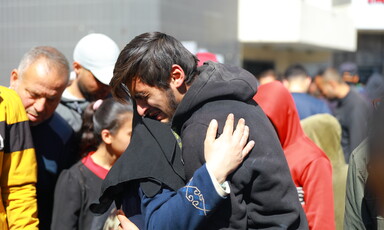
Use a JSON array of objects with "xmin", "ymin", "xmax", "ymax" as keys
[
  {"xmin": 238, "ymin": 0, "xmax": 301, "ymax": 43},
  {"xmin": 238, "ymin": 0, "xmax": 356, "ymax": 51},
  {"xmin": 352, "ymin": 0, "xmax": 384, "ymax": 30},
  {"xmin": 300, "ymin": 3, "xmax": 356, "ymax": 51}
]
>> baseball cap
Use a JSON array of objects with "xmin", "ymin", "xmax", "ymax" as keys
[
  {"xmin": 339, "ymin": 62, "xmax": 358, "ymax": 76},
  {"xmin": 73, "ymin": 33, "xmax": 120, "ymax": 85}
]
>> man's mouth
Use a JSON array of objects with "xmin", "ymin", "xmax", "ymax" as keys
[
  {"xmin": 27, "ymin": 112, "xmax": 39, "ymax": 123},
  {"xmin": 145, "ymin": 110, "xmax": 163, "ymax": 121},
  {"xmin": 26, "ymin": 109, "xmax": 39, "ymax": 121}
]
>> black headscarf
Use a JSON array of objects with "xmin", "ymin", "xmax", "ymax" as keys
[{"xmin": 90, "ymin": 107, "xmax": 186, "ymax": 214}]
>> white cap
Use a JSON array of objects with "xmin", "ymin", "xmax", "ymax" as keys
[{"xmin": 73, "ymin": 33, "xmax": 120, "ymax": 85}]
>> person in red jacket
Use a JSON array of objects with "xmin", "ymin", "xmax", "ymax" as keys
[{"xmin": 254, "ymin": 81, "xmax": 335, "ymax": 230}]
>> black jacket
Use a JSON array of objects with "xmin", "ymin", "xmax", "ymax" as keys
[
  {"xmin": 172, "ymin": 62, "xmax": 308, "ymax": 229},
  {"xmin": 52, "ymin": 160, "xmax": 113, "ymax": 230},
  {"xmin": 335, "ymin": 89, "xmax": 371, "ymax": 162}
]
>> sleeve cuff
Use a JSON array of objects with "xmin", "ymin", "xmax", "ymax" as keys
[{"xmin": 206, "ymin": 164, "xmax": 231, "ymax": 197}]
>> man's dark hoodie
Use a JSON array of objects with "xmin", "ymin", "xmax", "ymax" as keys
[{"xmin": 171, "ymin": 61, "xmax": 308, "ymax": 229}]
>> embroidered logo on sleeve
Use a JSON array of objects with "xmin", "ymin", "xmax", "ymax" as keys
[{"xmin": 185, "ymin": 179, "xmax": 210, "ymax": 216}]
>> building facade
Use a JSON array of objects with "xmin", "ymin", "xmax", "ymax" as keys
[{"xmin": 0, "ymin": 0, "xmax": 239, "ymax": 86}]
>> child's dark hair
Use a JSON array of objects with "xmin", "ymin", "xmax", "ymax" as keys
[{"xmin": 79, "ymin": 98, "xmax": 133, "ymax": 156}]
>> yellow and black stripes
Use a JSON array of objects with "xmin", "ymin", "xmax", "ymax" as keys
[
  {"xmin": 0, "ymin": 86, "xmax": 34, "ymax": 153},
  {"xmin": 0, "ymin": 86, "xmax": 38, "ymax": 230},
  {"xmin": 0, "ymin": 120, "xmax": 34, "ymax": 154}
]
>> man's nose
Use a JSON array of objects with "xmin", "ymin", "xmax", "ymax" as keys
[
  {"xmin": 34, "ymin": 98, "xmax": 47, "ymax": 112},
  {"xmin": 136, "ymin": 101, "xmax": 148, "ymax": 116}
]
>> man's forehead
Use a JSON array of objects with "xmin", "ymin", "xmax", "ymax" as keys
[
  {"xmin": 25, "ymin": 81, "xmax": 63, "ymax": 98},
  {"xmin": 22, "ymin": 69, "xmax": 66, "ymax": 95},
  {"xmin": 23, "ymin": 59, "xmax": 66, "ymax": 80},
  {"xmin": 127, "ymin": 77, "xmax": 150, "ymax": 94},
  {"xmin": 126, "ymin": 77, "xmax": 138, "ymax": 95}
]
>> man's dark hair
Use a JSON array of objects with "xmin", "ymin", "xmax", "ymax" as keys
[
  {"xmin": 317, "ymin": 67, "xmax": 344, "ymax": 83},
  {"xmin": 284, "ymin": 64, "xmax": 308, "ymax": 80},
  {"xmin": 256, "ymin": 69, "xmax": 276, "ymax": 80},
  {"xmin": 110, "ymin": 32, "xmax": 198, "ymax": 101},
  {"xmin": 316, "ymin": 67, "xmax": 327, "ymax": 77}
]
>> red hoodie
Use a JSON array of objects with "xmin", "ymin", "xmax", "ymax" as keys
[{"xmin": 254, "ymin": 81, "xmax": 335, "ymax": 230}]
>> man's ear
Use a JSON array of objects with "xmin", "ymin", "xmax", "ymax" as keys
[
  {"xmin": 170, "ymin": 64, "xmax": 186, "ymax": 88},
  {"xmin": 73, "ymin": 62, "xmax": 82, "ymax": 76},
  {"xmin": 9, "ymin": 69, "xmax": 20, "ymax": 90},
  {"xmin": 101, "ymin": 129, "xmax": 112, "ymax": 145},
  {"xmin": 304, "ymin": 77, "xmax": 312, "ymax": 89},
  {"xmin": 352, "ymin": 75, "xmax": 360, "ymax": 84}
]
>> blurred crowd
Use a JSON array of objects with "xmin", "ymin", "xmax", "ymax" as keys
[{"xmin": 1, "ymin": 31, "xmax": 384, "ymax": 230}]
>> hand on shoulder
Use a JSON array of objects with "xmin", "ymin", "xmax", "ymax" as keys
[{"xmin": 204, "ymin": 113, "xmax": 255, "ymax": 184}]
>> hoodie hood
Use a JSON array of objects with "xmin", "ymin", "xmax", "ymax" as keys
[
  {"xmin": 253, "ymin": 81, "xmax": 304, "ymax": 149},
  {"xmin": 254, "ymin": 82, "xmax": 334, "ymax": 230},
  {"xmin": 60, "ymin": 96, "xmax": 89, "ymax": 114},
  {"xmin": 172, "ymin": 61, "xmax": 258, "ymax": 132},
  {"xmin": 301, "ymin": 113, "xmax": 346, "ymax": 167},
  {"xmin": 253, "ymin": 81, "xmax": 330, "ymax": 177}
]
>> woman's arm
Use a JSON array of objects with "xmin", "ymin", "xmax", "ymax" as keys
[{"xmin": 118, "ymin": 114, "xmax": 254, "ymax": 230}]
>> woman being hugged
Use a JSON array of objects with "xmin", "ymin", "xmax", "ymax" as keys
[{"xmin": 52, "ymin": 98, "xmax": 134, "ymax": 230}]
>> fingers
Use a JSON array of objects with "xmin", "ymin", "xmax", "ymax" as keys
[
  {"xmin": 205, "ymin": 119, "xmax": 218, "ymax": 144},
  {"xmin": 204, "ymin": 114, "xmax": 255, "ymax": 183},
  {"xmin": 222, "ymin": 113, "xmax": 235, "ymax": 136},
  {"xmin": 242, "ymin": 140, "xmax": 255, "ymax": 158},
  {"xmin": 117, "ymin": 210, "xmax": 139, "ymax": 230},
  {"xmin": 207, "ymin": 113, "xmax": 252, "ymax": 153},
  {"xmin": 239, "ymin": 125, "xmax": 250, "ymax": 147},
  {"xmin": 233, "ymin": 117, "xmax": 254, "ymax": 159},
  {"xmin": 232, "ymin": 118, "xmax": 245, "ymax": 140}
]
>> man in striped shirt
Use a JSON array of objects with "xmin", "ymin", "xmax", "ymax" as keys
[{"xmin": 0, "ymin": 86, "xmax": 38, "ymax": 230}]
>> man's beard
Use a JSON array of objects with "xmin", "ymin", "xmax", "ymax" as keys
[
  {"xmin": 166, "ymin": 87, "xmax": 178, "ymax": 118},
  {"xmin": 145, "ymin": 88, "xmax": 179, "ymax": 124},
  {"xmin": 78, "ymin": 81, "xmax": 97, "ymax": 101}
]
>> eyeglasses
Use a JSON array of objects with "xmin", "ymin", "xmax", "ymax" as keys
[{"xmin": 120, "ymin": 83, "xmax": 132, "ymax": 101}]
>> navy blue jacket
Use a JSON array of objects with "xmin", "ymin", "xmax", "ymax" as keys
[
  {"xmin": 139, "ymin": 165, "xmax": 226, "ymax": 230},
  {"xmin": 31, "ymin": 112, "xmax": 77, "ymax": 230},
  {"xmin": 291, "ymin": 93, "xmax": 331, "ymax": 120},
  {"xmin": 92, "ymin": 117, "xmax": 227, "ymax": 229}
]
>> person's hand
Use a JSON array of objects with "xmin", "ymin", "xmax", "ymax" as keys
[
  {"xmin": 117, "ymin": 210, "xmax": 139, "ymax": 230},
  {"xmin": 204, "ymin": 113, "xmax": 255, "ymax": 184}
]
